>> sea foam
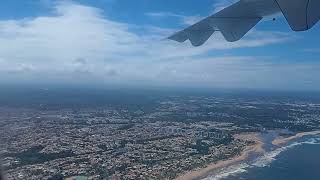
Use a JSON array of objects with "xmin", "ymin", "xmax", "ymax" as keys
[
  {"xmin": 203, "ymin": 163, "xmax": 250, "ymax": 180},
  {"xmin": 202, "ymin": 136, "xmax": 320, "ymax": 180},
  {"xmin": 252, "ymin": 137, "xmax": 320, "ymax": 167}
]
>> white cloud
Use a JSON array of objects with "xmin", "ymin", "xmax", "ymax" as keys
[
  {"xmin": 212, "ymin": 0, "xmax": 237, "ymax": 13},
  {"xmin": 146, "ymin": 12, "xmax": 203, "ymax": 25},
  {"xmin": 0, "ymin": 1, "xmax": 315, "ymax": 90},
  {"xmin": 302, "ymin": 48, "xmax": 320, "ymax": 53}
]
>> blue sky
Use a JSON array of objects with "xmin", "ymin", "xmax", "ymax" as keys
[{"xmin": 0, "ymin": 0, "xmax": 319, "ymax": 90}]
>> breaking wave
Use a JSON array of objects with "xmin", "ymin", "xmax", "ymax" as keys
[
  {"xmin": 252, "ymin": 137, "xmax": 320, "ymax": 168},
  {"xmin": 202, "ymin": 137, "xmax": 320, "ymax": 180},
  {"xmin": 203, "ymin": 163, "xmax": 250, "ymax": 180}
]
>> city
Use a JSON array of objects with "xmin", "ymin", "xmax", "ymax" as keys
[{"xmin": 1, "ymin": 90, "xmax": 320, "ymax": 179}]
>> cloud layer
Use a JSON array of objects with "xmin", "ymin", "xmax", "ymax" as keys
[{"xmin": 0, "ymin": 1, "xmax": 318, "ymax": 90}]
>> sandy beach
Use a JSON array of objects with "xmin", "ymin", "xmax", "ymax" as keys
[
  {"xmin": 176, "ymin": 133, "xmax": 264, "ymax": 180},
  {"xmin": 272, "ymin": 130, "xmax": 320, "ymax": 146},
  {"xmin": 177, "ymin": 130, "xmax": 320, "ymax": 180}
]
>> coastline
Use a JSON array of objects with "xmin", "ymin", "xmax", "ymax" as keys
[
  {"xmin": 272, "ymin": 130, "xmax": 320, "ymax": 146},
  {"xmin": 176, "ymin": 133, "xmax": 264, "ymax": 180}
]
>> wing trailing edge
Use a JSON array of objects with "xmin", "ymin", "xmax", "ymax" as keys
[
  {"xmin": 168, "ymin": 22, "xmax": 215, "ymax": 47},
  {"xmin": 168, "ymin": 17, "xmax": 261, "ymax": 46},
  {"xmin": 212, "ymin": 17, "xmax": 262, "ymax": 42}
]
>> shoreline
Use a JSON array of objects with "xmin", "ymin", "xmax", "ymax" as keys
[
  {"xmin": 177, "ymin": 130, "xmax": 320, "ymax": 180},
  {"xmin": 272, "ymin": 130, "xmax": 320, "ymax": 146},
  {"xmin": 176, "ymin": 133, "xmax": 264, "ymax": 180}
]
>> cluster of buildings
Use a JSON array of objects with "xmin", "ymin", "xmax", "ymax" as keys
[
  {"xmin": 0, "ymin": 109, "xmax": 247, "ymax": 179},
  {"xmin": 0, "ymin": 96, "xmax": 319, "ymax": 179}
]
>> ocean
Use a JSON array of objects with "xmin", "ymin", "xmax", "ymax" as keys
[{"xmin": 204, "ymin": 135, "xmax": 320, "ymax": 180}]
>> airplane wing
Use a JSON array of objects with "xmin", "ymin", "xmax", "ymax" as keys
[
  {"xmin": 168, "ymin": 0, "xmax": 263, "ymax": 46},
  {"xmin": 275, "ymin": 0, "xmax": 320, "ymax": 31}
]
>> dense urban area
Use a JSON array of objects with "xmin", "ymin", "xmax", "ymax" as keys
[{"xmin": 1, "ymin": 88, "xmax": 320, "ymax": 179}]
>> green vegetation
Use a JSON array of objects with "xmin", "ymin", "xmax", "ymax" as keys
[{"xmin": 6, "ymin": 145, "xmax": 75, "ymax": 168}]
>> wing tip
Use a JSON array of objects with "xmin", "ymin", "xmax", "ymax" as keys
[
  {"xmin": 167, "ymin": 37, "xmax": 186, "ymax": 43},
  {"xmin": 168, "ymin": 29, "xmax": 215, "ymax": 47}
]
